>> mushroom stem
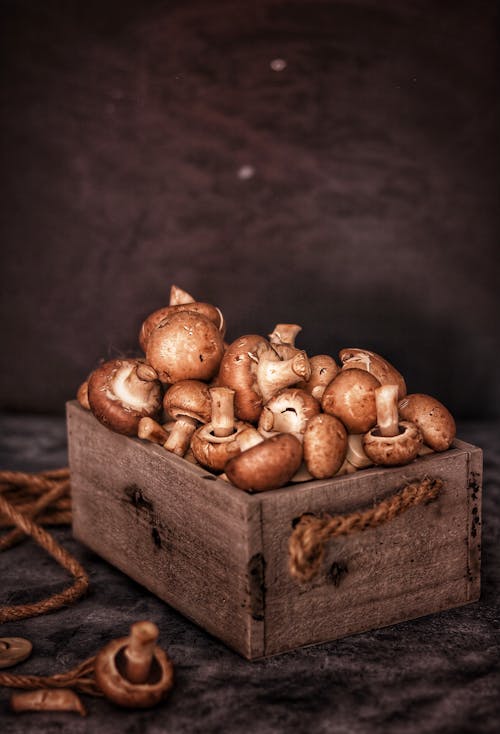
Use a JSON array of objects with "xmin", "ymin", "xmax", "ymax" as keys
[
  {"xmin": 123, "ymin": 621, "xmax": 159, "ymax": 685},
  {"xmin": 164, "ymin": 416, "xmax": 197, "ymax": 456},
  {"xmin": 257, "ymin": 351, "xmax": 311, "ymax": 403},
  {"xmin": 169, "ymin": 284, "xmax": 195, "ymax": 305},
  {"xmin": 210, "ymin": 387, "xmax": 236, "ymax": 437},
  {"xmin": 10, "ymin": 689, "xmax": 86, "ymax": 716},
  {"xmin": 138, "ymin": 417, "xmax": 170, "ymax": 445},
  {"xmin": 237, "ymin": 427, "xmax": 264, "ymax": 452},
  {"xmin": 375, "ymin": 385, "xmax": 400, "ymax": 437},
  {"xmin": 115, "ymin": 363, "xmax": 160, "ymax": 410},
  {"xmin": 268, "ymin": 324, "xmax": 302, "ymax": 347},
  {"xmin": 268, "ymin": 324, "xmax": 302, "ymax": 360},
  {"xmin": 135, "ymin": 363, "xmax": 159, "ymax": 382}
]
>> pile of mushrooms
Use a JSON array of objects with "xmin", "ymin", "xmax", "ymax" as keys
[{"xmin": 77, "ymin": 285, "xmax": 456, "ymax": 492}]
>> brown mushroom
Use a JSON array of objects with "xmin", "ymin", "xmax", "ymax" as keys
[
  {"xmin": 268, "ymin": 323, "xmax": 303, "ymax": 359},
  {"xmin": 398, "ymin": 393, "xmax": 456, "ymax": 451},
  {"xmin": 218, "ymin": 335, "xmax": 311, "ymax": 423},
  {"xmin": 362, "ymin": 385, "xmax": 423, "ymax": 466},
  {"xmin": 10, "ymin": 689, "xmax": 86, "ymax": 716},
  {"xmin": 258, "ymin": 388, "xmax": 320, "ymax": 440},
  {"xmin": 146, "ymin": 311, "xmax": 224, "ymax": 384},
  {"xmin": 303, "ymin": 414, "xmax": 348, "ymax": 479},
  {"xmin": 296, "ymin": 354, "xmax": 339, "ymax": 400},
  {"xmin": 191, "ymin": 388, "xmax": 245, "ymax": 471},
  {"xmin": 88, "ymin": 359, "xmax": 163, "ymax": 436},
  {"xmin": 225, "ymin": 433, "xmax": 303, "ymax": 491},
  {"xmin": 339, "ymin": 348, "xmax": 407, "ymax": 399},
  {"xmin": 139, "ymin": 301, "xmax": 225, "ymax": 352},
  {"xmin": 76, "ymin": 380, "xmax": 90, "ymax": 410},
  {"xmin": 321, "ymin": 368, "xmax": 380, "ymax": 433},
  {"xmin": 163, "ymin": 380, "xmax": 211, "ymax": 424},
  {"xmin": 169, "ymin": 284, "xmax": 195, "ymax": 305},
  {"xmin": 94, "ymin": 621, "xmax": 174, "ymax": 708}
]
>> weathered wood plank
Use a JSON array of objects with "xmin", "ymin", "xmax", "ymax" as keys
[
  {"xmin": 259, "ymin": 445, "xmax": 481, "ymax": 656},
  {"xmin": 67, "ymin": 401, "xmax": 262, "ymax": 658}
]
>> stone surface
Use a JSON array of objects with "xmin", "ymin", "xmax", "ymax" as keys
[{"xmin": 0, "ymin": 414, "xmax": 499, "ymax": 732}]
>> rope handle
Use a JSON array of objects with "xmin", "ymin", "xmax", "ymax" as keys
[{"xmin": 288, "ymin": 476, "xmax": 443, "ymax": 583}]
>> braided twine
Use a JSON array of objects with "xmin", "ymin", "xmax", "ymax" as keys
[
  {"xmin": 0, "ymin": 468, "xmax": 100, "ymax": 695},
  {"xmin": 289, "ymin": 476, "xmax": 443, "ymax": 583}
]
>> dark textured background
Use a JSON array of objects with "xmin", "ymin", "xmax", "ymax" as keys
[{"xmin": 1, "ymin": 0, "xmax": 499, "ymax": 418}]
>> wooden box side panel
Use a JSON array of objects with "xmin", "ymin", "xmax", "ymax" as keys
[
  {"xmin": 260, "ymin": 443, "xmax": 482, "ymax": 656},
  {"xmin": 67, "ymin": 402, "xmax": 264, "ymax": 659}
]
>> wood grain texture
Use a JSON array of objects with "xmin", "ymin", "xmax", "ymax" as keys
[
  {"xmin": 68, "ymin": 401, "xmax": 482, "ymax": 659},
  {"xmin": 259, "ymin": 444, "xmax": 482, "ymax": 656},
  {"xmin": 67, "ymin": 401, "xmax": 263, "ymax": 658}
]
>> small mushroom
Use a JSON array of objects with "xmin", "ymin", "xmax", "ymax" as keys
[
  {"xmin": 268, "ymin": 323, "xmax": 303, "ymax": 359},
  {"xmin": 225, "ymin": 433, "xmax": 303, "ymax": 491},
  {"xmin": 94, "ymin": 620, "xmax": 174, "ymax": 708},
  {"xmin": 10, "ymin": 689, "xmax": 86, "ymax": 716},
  {"xmin": 88, "ymin": 359, "xmax": 163, "ymax": 436},
  {"xmin": 258, "ymin": 389, "xmax": 320, "ymax": 440},
  {"xmin": 146, "ymin": 311, "xmax": 225, "ymax": 384},
  {"xmin": 339, "ymin": 348, "xmax": 407, "ymax": 399},
  {"xmin": 363, "ymin": 385, "xmax": 423, "ymax": 466},
  {"xmin": 218, "ymin": 335, "xmax": 311, "ymax": 423},
  {"xmin": 190, "ymin": 387, "xmax": 259, "ymax": 471},
  {"xmin": 296, "ymin": 354, "xmax": 339, "ymax": 400},
  {"xmin": 321, "ymin": 368, "xmax": 380, "ymax": 434},
  {"xmin": 163, "ymin": 380, "xmax": 212, "ymax": 425},
  {"xmin": 76, "ymin": 380, "xmax": 90, "ymax": 410},
  {"xmin": 303, "ymin": 414, "xmax": 348, "ymax": 479},
  {"xmin": 398, "ymin": 393, "xmax": 456, "ymax": 451},
  {"xmin": 137, "ymin": 417, "xmax": 170, "ymax": 446},
  {"xmin": 169, "ymin": 284, "xmax": 195, "ymax": 305}
]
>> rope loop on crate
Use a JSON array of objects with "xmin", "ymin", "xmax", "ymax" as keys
[{"xmin": 288, "ymin": 476, "xmax": 443, "ymax": 583}]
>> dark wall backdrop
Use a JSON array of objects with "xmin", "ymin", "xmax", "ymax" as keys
[{"xmin": 1, "ymin": 0, "xmax": 498, "ymax": 418}]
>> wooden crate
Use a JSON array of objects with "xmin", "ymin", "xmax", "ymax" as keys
[{"xmin": 67, "ymin": 401, "xmax": 482, "ymax": 660}]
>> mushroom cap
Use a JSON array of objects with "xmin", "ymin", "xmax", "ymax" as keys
[
  {"xmin": 225, "ymin": 433, "xmax": 303, "ymax": 491},
  {"xmin": 321, "ymin": 368, "xmax": 380, "ymax": 433},
  {"xmin": 190, "ymin": 420, "xmax": 249, "ymax": 471},
  {"xmin": 146, "ymin": 311, "xmax": 224, "ymax": 384},
  {"xmin": 296, "ymin": 354, "xmax": 339, "ymax": 400},
  {"xmin": 217, "ymin": 335, "xmax": 277, "ymax": 423},
  {"xmin": 363, "ymin": 421, "xmax": 423, "ymax": 466},
  {"xmin": 258, "ymin": 388, "xmax": 320, "ymax": 438},
  {"xmin": 88, "ymin": 359, "xmax": 162, "ymax": 436},
  {"xmin": 139, "ymin": 302, "xmax": 225, "ymax": 352},
  {"xmin": 303, "ymin": 414, "xmax": 348, "ymax": 479},
  {"xmin": 398, "ymin": 393, "xmax": 456, "ymax": 451},
  {"xmin": 163, "ymin": 380, "xmax": 211, "ymax": 423},
  {"xmin": 94, "ymin": 636, "xmax": 174, "ymax": 708},
  {"xmin": 339, "ymin": 348, "xmax": 407, "ymax": 399}
]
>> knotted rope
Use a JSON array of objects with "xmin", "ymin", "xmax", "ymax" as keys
[
  {"xmin": 0, "ymin": 655, "xmax": 101, "ymax": 696},
  {"xmin": 289, "ymin": 476, "xmax": 443, "ymax": 583}
]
